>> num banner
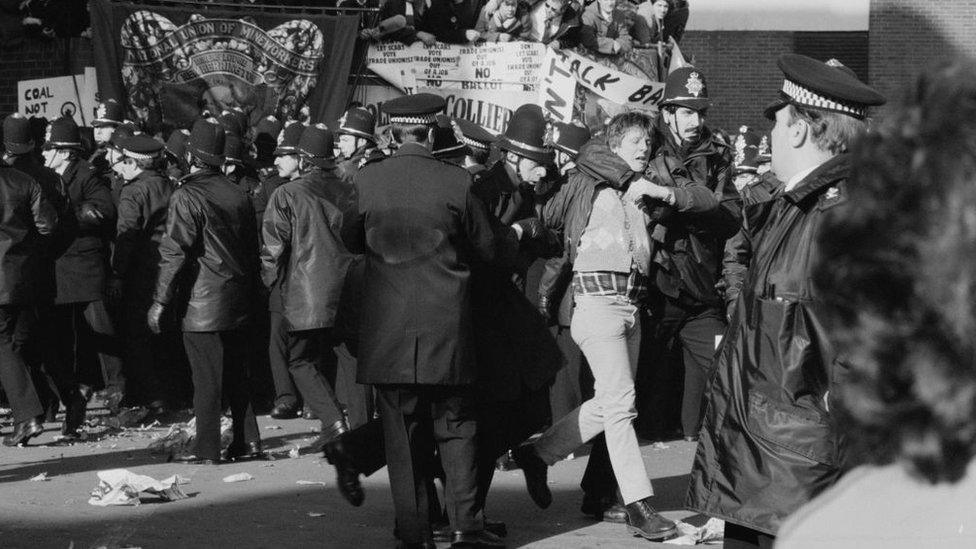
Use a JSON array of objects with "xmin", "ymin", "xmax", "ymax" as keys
[
  {"xmin": 365, "ymin": 41, "xmax": 664, "ymax": 131},
  {"xmin": 90, "ymin": 0, "xmax": 359, "ymax": 133}
]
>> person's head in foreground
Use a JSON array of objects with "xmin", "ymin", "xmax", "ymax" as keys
[{"xmin": 815, "ymin": 58, "xmax": 976, "ymax": 484}]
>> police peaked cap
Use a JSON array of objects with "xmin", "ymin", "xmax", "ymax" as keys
[
  {"xmin": 44, "ymin": 116, "xmax": 84, "ymax": 151},
  {"xmin": 431, "ymin": 115, "xmax": 466, "ymax": 158},
  {"xmin": 219, "ymin": 108, "xmax": 249, "ymax": 138},
  {"xmin": 551, "ymin": 121, "xmax": 591, "ymax": 158},
  {"xmin": 497, "ymin": 104, "xmax": 553, "ymax": 164},
  {"xmin": 188, "ymin": 117, "xmax": 226, "ymax": 167},
  {"xmin": 223, "ymin": 131, "xmax": 246, "ymax": 165},
  {"xmin": 118, "ymin": 134, "xmax": 164, "ymax": 160},
  {"xmin": 764, "ymin": 54, "xmax": 886, "ymax": 120},
  {"xmin": 275, "ymin": 121, "xmax": 306, "ymax": 156},
  {"xmin": 3, "ymin": 114, "xmax": 34, "ymax": 155},
  {"xmin": 454, "ymin": 117, "xmax": 497, "ymax": 152},
  {"xmin": 337, "ymin": 107, "xmax": 377, "ymax": 143},
  {"xmin": 661, "ymin": 66, "xmax": 711, "ymax": 111},
  {"xmin": 382, "ymin": 93, "xmax": 446, "ymax": 125},
  {"xmin": 92, "ymin": 99, "xmax": 125, "ymax": 128},
  {"xmin": 298, "ymin": 123, "xmax": 336, "ymax": 168}
]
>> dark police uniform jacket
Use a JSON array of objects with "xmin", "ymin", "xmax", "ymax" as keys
[
  {"xmin": 154, "ymin": 169, "xmax": 259, "ymax": 332},
  {"xmin": 55, "ymin": 158, "xmax": 115, "ymax": 304},
  {"xmin": 113, "ymin": 168, "xmax": 173, "ymax": 308},
  {"xmin": 261, "ymin": 165, "xmax": 356, "ymax": 332},
  {"xmin": 345, "ymin": 142, "xmax": 496, "ymax": 386},
  {"xmin": 686, "ymin": 154, "xmax": 851, "ymax": 535},
  {"xmin": 0, "ymin": 166, "xmax": 57, "ymax": 305}
]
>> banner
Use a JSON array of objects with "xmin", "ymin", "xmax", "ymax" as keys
[
  {"xmin": 367, "ymin": 41, "xmax": 544, "ymax": 94},
  {"xmin": 18, "ymin": 73, "xmax": 97, "ymax": 126},
  {"xmin": 366, "ymin": 41, "xmax": 664, "ymax": 130},
  {"xmin": 90, "ymin": 0, "xmax": 359, "ymax": 133}
]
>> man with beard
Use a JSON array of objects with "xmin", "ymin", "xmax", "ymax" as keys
[
  {"xmin": 686, "ymin": 55, "xmax": 885, "ymax": 549},
  {"xmin": 335, "ymin": 106, "xmax": 383, "ymax": 184},
  {"xmin": 109, "ymin": 134, "xmax": 177, "ymax": 417},
  {"xmin": 148, "ymin": 117, "xmax": 262, "ymax": 464},
  {"xmin": 42, "ymin": 117, "xmax": 122, "ymax": 439}
]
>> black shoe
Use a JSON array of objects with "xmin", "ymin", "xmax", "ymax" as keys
[
  {"xmin": 3, "ymin": 417, "xmax": 44, "ymax": 446},
  {"xmin": 511, "ymin": 444, "xmax": 551, "ymax": 509},
  {"xmin": 450, "ymin": 529, "xmax": 506, "ymax": 548},
  {"xmin": 580, "ymin": 495, "xmax": 627, "ymax": 523},
  {"xmin": 269, "ymin": 401, "xmax": 302, "ymax": 419},
  {"xmin": 322, "ymin": 434, "xmax": 364, "ymax": 507},
  {"xmin": 225, "ymin": 441, "xmax": 263, "ymax": 461},
  {"xmin": 624, "ymin": 498, "xmax": 677, "ymax": 541},
  {"xmin": 484, "ymin": 519, "xmax": 507, "ymax": 538}
]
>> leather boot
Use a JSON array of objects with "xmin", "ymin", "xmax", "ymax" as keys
[
  {"xmin": 624, "ymin": 497, "xmax": 677, "ymax": 541},
  {"xmin": 321, "ymin": 423, "xmax": 364, "ymax": 507},
  {"xmin": 450, "ymin": 529, "xmax": 505, "ymax": 548},
  {"xmin": 3, "ymin": 416, "xmax": 44, "ymax": 446},
  {"xmin": 511, "ymin": 444, "xmax": 551, "ymax": 509}
]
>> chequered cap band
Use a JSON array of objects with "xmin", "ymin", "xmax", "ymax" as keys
[
  {"xmin": 122, "ymin": 149, "xmax": 158, "ymax": 160},
  {"xmin": 460, "ymin": 135, "xmax": 488, "ymax": 151},
  {"xmin": 782, "ymin": 79, "xmax": 867, "ymax": 118},
  {"xmin": 389, "ymin": 114, "xmax": 437, "ymax": 125}
]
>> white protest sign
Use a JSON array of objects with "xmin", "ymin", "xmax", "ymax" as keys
[
  {"xmin": 18, "ymin": 74, "xmax": 98, "ymax": 126},
  {"xmin": 421, "ymin": 88, "xmax": 533, "ymax": 134}
]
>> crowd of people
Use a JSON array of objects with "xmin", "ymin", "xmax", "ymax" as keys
[{"xmin": 3, "ymin": 40, "xmax": 976, "ymax": 549}]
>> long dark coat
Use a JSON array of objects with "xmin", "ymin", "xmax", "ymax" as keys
[
  {"xmin": 685, "ymin": 154, "xmax": 851, "ymax": 535},
  {"xmin": 55, "ymin": 158, "xmax": 114, "ymax": 304},
  {"xmin": 470, "ymin": 161, "xmax": 562, "ymax": 401},
  {"xmin": 260, "ymin": 166, "xmax": 356, "ymax": 332},
  {"xmin": 113, "ymin": 168, "xmax": 173, "ymax": 310},
  {"xmin": 153, "ymin": 169, "xmax": 259, "ymax": 332},
  {"xmin": 346, "ymin": 142, "xmax": 496, "ymax": 386},
  {"xmin": 0, "ymin": 166, "xmax": 57, "ymax": 305}
]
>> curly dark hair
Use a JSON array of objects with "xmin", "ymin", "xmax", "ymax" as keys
[{"xmin": 812, "ymin": 59, "xmax": 976, "ymax": 484}]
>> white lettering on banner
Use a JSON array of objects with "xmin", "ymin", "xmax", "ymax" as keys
[{"xmin": 17, "ymin": 74, "xmax": 97, "ymax": 126}]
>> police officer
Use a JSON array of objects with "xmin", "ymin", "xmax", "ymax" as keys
[
  {"xmin": 335, "ymin": 107, "xmax": 383, "ymax": 184},
  {"xmin": 343, "ymin": 93, "xmax": 503, "ymax": 548},
  {"xmin": 0, "ymin": 121, "xmax": 58, "ymax": 446},
  {"xmin": 109, "ymin": 134, "xmax": 177, "ymax": 415},
  {"xmin": 89, "ymin": 99, "xmax": 125, "ymax": 177},
  {"xmin": 260, "ymin": 123, "xmax": 357, "ymax": 450},
  {"xmin": 454, "ymin": 117, "xmax": 496, "ymax": 176},
  {"xmin": 43, "ymin": 116, "xmax": 123, "ymax": 438},
  {"xmin": 148, "ymin": 117, "xmax": 261, "ymax": 464},
  {"xmin": 687, "ymin": 54, "xmax": 886, "ymax": 549},
  {"xmin": 265, "ymin": 120, "xmax": 308, "ymax": 420}
]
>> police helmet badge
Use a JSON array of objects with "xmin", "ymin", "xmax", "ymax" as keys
[
  {"xmin": 96, "ymin": 103, "xmax": 107, "ymax": 120},
  {"xmin": 734, "ymin": 132, "xmax": 746, "ymax": 166},
  {"xmin": 685, "ymin": 72, "xmax": 705, "ymax": 98}
]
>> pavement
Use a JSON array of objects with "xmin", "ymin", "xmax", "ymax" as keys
[{"xmin": 0, "ymin": 401, "xmax": 723, "ymax": 549}]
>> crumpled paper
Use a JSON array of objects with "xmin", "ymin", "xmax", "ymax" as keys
[
  {"xmin": 664, "ymin": 518, "xmax": 725, "ymax": 545},
  {"xmin": 223, "ymin": 472, "xmax": 253, "ymax": 483},
  {"xmin": 88, "ymin": 469, "xmax": 189, "ymax": 506},
  {"xmin": 148, "ymin": 416, "xmax": 233, "ymax": 457}
]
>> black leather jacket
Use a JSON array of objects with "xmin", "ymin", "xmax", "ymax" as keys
[{"xmin": 0, "ymin": 165, "xmax": 57, "ymax": 304}]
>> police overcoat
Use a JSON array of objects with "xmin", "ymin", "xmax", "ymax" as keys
[
  {"xmin": 685, "ymin": 154, "xmax": 851, "ymax": 535},
  {"xmin": 346, "ymin": 142, "xmax": 496, "ymax": 386},
  {"xmin": 54, "ymin": 158, "xmax": 115, "ymax": 304},
  {"xmin": 153, "ymin": 169, "xmax": 259, "ymax": 332},
  {"xmin": 113, "ymin": 168, "xmax": 173, "ymax": 308},
  {"xmin": 260, "ymin": 165, "xmax": 356, "ymax": 332}
]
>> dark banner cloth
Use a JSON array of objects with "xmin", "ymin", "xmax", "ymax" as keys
[{"xmin": 90, "ymin": 0, "xmax": 358, "ymax": 132}]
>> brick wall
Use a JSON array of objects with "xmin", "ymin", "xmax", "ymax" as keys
[
  {"xmin": 0, "ymin": 37, "xmax": 94, "ymax": 118},
  {"xmin": 869, "ymin": 0, "xmax": 976, "ymax": 120},
  {"xmin": 679, "ymin": 31, "xmax": 793, "ymax": 134}
]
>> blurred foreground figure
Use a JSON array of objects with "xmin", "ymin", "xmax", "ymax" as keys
[
  {"xmin": 685, "ymin": 54, "xmax": 885, "ymax": 548},
  {"xmin": 776, "ymin": 58, "xmax": 976, "ymax": 549}
]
